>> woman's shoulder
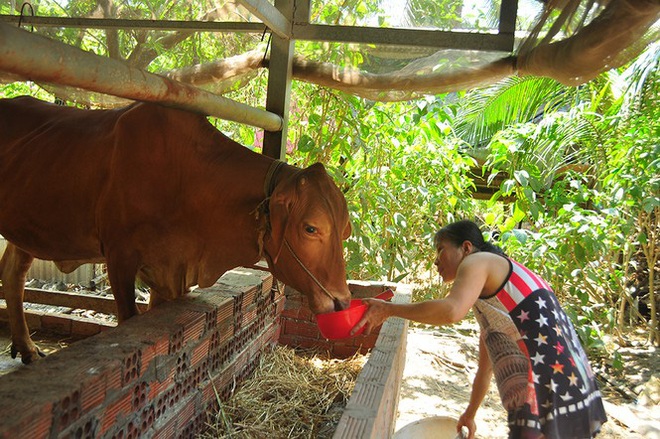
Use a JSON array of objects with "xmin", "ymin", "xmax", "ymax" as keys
[
  {"xmin": 466, "ymin": 251, "xmax": 509, "ymax": 265},
  {"xmin": 464, "ymin": 252, "xmax": 511, "ymax": 296}
]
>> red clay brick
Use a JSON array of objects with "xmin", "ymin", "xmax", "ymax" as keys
[
  {"xmin": 283, "ymin": 318, "xmax": 320, "ymax": 339},
  {"xmin": 280, "ymin": 308, "xmax": 298, "ymax": 319},
  {"xmin": 241, "ymin": 307, "xmax": 258, "ymax": 327},
  {"xmin": 139, "ymin": 342, "xmax": 160, "ymax": 374},
  {"xmin": 190, "ymin": 338, "xmax": 210, "ymax": 367},
  {"xmin": 297, "ymin": 306, "xmax": 315, "ymax": 322},
  {"xmin": 0, "ymin": 268, "xmax": 304, "ymax": 439},
  {"xmin": 177, "ymin": 310, "xmax": 205, "ymax": 343},
  {"xmin": 241, "ymin": 287, "xmax": 257, "ymax": 310},
  {"xmin": 0, "ymin": 401, "xmax": 52, "ymax": 439},
  {"xmin": 152, "ymin": 412, "xmax": 178, "ymax": 439},
  {"xmin": 80, "ymin": 371, "xmax": 108, "ymax": 412},
  {"xmin": 172, "ymin": 395, "xmax": 196, "ymax": 429},
  {"xmin": 216, "ymin": 299, "xmax": 233, "ymax": 325},
  {"xmin": 99, "ymin": 392, "xmax": 132, "ymax": 435},
  {"xmin": 274, "ymin": 297, "xmax": 286, "ymax": 315},
  {"xmin": 148, "ymin": 377, "xmax": 174, "ymax": 402},
  {"xmin": 104, "ymin": 366, "xmax": 124, "ymax": 393}
]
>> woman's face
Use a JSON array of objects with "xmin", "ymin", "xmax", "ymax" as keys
[{"xmin": 433, "ymin": 238, "xmax": 467, "ymax": 283}]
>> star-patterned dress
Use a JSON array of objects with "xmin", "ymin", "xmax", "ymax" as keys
[{"xmin": 473, "ymin": 257, "xmax": 607, "ymax": 439}]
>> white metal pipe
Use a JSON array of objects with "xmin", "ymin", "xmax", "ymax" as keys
[{"xmin": 0, "ymin": 23, "xmax": 283, "ymax": 131}]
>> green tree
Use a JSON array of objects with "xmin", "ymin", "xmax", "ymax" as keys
[{"xmin": 448, "ymin": 42, "xmax": 659, "ymax": 347}]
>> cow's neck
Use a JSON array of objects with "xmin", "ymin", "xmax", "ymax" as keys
[
  {"xmin": 254, "ymin": 159, "xmax": 297, "ymax": 260},
  {"xmin": 264, "ymin": 159, "xmax": 287, "ymax": 197}
]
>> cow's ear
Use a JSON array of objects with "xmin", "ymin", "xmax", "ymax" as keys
[{"xmin": 268, "ymin": 192, "xmax": 290, "ymax": 264}]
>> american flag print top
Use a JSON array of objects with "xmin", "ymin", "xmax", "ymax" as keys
[{"xmin": 473, "ymin": 257, "xmax": 607, "ymax": 439}]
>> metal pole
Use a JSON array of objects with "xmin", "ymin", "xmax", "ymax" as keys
[{"xmin": 0, "ymin": 23, "xmax": 283, "ymax": 132}]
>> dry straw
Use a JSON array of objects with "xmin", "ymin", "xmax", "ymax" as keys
[{"xmin": 200, "ymin": 345, "xmax": 367, "ymax": 439}]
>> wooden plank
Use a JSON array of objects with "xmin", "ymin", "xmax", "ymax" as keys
[{"xmin": 0, "ymin": 287, "xmax": 148, "ymax": 314}]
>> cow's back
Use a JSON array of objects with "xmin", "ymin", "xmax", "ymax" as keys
[
  {"xmin": 0, "ymin": 96, "xmax": 271, "ymax": 291},
  {"xmin": 0, "ymin": 97, "xmax": 128, "ymax": 260}
]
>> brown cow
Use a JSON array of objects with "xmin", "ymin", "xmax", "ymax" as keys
[{"xmin": 0, "ymin": 96, "xmax": 352, "ymax": 364}]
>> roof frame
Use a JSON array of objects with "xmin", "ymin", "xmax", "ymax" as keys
[
  {"xmin": 0, "ymin": 0, "xmax": 518, "ymax": 50},
  {"xmin": 0, "ymin": 0, "xmax": 521, "ymax": 159}
]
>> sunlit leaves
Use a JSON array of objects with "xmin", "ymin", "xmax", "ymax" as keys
[{"xmin": 297, "ymin": 135, "xmax": 316, "ymax": 153}]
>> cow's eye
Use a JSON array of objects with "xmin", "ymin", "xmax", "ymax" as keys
[{"xmin": 305, "ymin": 225, "xmax": 317, "ymax": 234}]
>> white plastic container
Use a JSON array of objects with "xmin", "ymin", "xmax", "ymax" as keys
[{"xmin": 394, "ymin": 416, "xmax": 463, "ymax": 439}]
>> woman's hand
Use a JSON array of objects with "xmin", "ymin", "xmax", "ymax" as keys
[
  {"xmin": 349, "ymin": 298, "xmax": 391, "ymax": 336},
  {"xmin": 457, "ymin": 411, "xmax": 476, "ymax": 439}
]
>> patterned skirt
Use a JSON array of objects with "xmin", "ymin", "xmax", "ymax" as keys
[{"xmin": 477, "ymin": 288, "xmax": 607, "ymax": 438}]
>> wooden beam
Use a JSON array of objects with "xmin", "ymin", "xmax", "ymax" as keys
[
  {"xmin": 0, "ymin": 287, "xmax": 148, "ymax": 315},
  {"xmin": 263, "ymin": 0, "xmax": 294, "ymax": 158},
  {"xmin": 0, "ymin": 15, "xmax": 266, "ymax": 33},
  {"xmin": 0, "ymin": 23, "xmax": 283, "ymax": 131},
  {"xmin": 293, "ymin": 24, "xmax": 514, "ymax": 52},
  {"xmin": 0, "ymin": 15, "xmax": 515, "ymax": 52},
  {"xmin": 499, "ymin": 0, "xmax": 518, "ymax": 35},
  {"xmin": 236, "ymin": 0, "xmax": 291, "ymax": 39}
]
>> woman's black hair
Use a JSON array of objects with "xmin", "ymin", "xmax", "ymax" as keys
[{"xmin": 434, "ymin": 219, "xmax": 506, "ymax": 256}]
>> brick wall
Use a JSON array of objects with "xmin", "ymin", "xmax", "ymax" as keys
[
  {"xmin": 332, "ymin": 284, "xmax": 411, "ymax": 439},
  {"xmin": 278, "ymin": 281, "xmax": 398, "ymax": 358},
  {"xmin": 0, "ymin": 273, "xmax": 410, "ymax": 439},
  {"xmin": 0, "ymin": 266, "xmax": 281, "ymax": 439}
]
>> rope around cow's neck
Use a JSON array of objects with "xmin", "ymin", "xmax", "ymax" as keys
[
  {"xmin": 282, "ymin": 238, "xmax": 338, "ymax": 306},
  {"xmin": 264, "ymin": 159, "xmax": 286, "ymax": 196},
  {"xmin": 262, "ymin": 160, "xmax": 339, "ymax": 307}
]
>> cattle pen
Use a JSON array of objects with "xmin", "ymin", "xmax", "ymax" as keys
[{"xmin": 0, "ymin": 263, "xmax": 410, "ymax": 438}]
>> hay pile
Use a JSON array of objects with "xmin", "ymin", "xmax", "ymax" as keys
[{"xmin": 200, "ymin": 345, "xmax": 367, "ymax": 438}]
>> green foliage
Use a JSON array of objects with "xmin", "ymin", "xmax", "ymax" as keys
[
  {"xmin": 288, "ymin": 92, "xmax": 477, "ymax": 282},
  {"xmin": 474, "ymin": 43, "xmax": 660, "ymax": 348},
  {"xmin": 0, "ymin": 83, "xmax": 53, "ymax": 100}
]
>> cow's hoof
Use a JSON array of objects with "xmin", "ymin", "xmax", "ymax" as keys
[{"xmin": 11, "ymin": 344, "xmax": 46, "ymax": 364}]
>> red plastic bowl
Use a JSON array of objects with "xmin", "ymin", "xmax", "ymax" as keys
[{"xmin": 316, "ymin": 289, "xmax": 394, "ymax": 339}]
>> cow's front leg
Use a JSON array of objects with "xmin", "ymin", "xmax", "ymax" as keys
[
  {"xmin": 1, "ymin": 243, "xmax": 44, "ymax": 364},
  {"xmin": 148, "ymin": 289, "xmax": 167, "ymax": 310},
  {"xmin": 105, "ymin": 254, "xmax": 140, "ymax": 323}
]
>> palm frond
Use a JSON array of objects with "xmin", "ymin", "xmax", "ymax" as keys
[{"xmin": 454, "ymin": 76, "xmax": 568, "ymax": 147}]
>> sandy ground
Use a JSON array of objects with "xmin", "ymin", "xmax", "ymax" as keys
[{"xmin": 394, "ymin": 323, "xmax": 659, "ymax": 439}]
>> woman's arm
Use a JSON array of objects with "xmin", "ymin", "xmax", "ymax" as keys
[
  {"xmin": 351, "ymin": 253, "xmax": 491, "ymax": 335},
  {"xmin": 457, "ymin": 335, "xmax": 493, "ymax": 439}
]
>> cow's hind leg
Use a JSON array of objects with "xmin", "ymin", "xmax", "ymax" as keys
[
  {"xmin": 105, "ymin": 254, "xmax": 140, "ymax": 323},
  {"xmin": 0, "ymin": 243, "xmax": 44, "ymax": 364}
]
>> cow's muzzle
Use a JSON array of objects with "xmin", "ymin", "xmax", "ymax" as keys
[{"xmin": 283, "ymin": 239, "xmax": 342, "ymax": 305}]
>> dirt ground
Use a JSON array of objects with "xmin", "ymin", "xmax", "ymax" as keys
[{"xmin": 394, "ymin": 322, "xmax": 660, "ymax": 439}]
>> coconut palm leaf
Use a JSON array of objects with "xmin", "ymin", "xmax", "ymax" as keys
[{"xmin": 454, "ymin": 76, "xmax": 574, "ymax": 148}]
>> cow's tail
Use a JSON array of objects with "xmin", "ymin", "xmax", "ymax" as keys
[{"xmin": 0, "ymin": 246, "xmax": 5, "ymax": 290}]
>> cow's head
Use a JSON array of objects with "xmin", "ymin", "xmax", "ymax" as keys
[{"xmin": 264, "ymin": 162, "xmax": 352, "ymax": 314}]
